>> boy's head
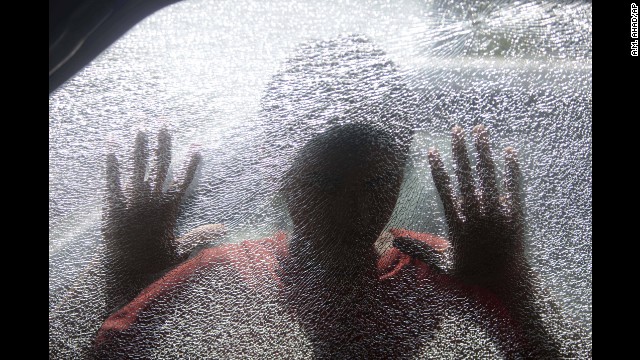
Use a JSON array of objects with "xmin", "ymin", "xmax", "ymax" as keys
[{"xmin": 284, "ymin": 122, "xmax": 412, "ymax": 250}]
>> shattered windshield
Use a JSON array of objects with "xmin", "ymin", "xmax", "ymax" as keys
[{"xmin": 49, "ymin": 0, "xmax": 592, "ymax": 358}]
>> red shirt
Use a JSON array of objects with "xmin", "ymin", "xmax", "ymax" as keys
[{"xmin": 94, "ymin": 229, "xmax": 516, "ymax": 358}]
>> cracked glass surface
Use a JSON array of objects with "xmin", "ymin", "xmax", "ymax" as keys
[{"xmin": 49, "ymin": 0, "xmax": 592, "ymax": 358}]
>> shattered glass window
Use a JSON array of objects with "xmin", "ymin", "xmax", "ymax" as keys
[{"xmin": 49, "ymin": 0, "xmax": 592, "ymax": 358}]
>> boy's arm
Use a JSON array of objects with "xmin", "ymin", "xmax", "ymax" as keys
[{"xmin": 397, "ymin": 125, "xmax": 562, "ymax": 358}]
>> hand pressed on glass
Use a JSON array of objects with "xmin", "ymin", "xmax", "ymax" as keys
[
  {"xmin": 396, "ymin": 124, "xmax": 561, "ymax": 358},
  {"xmin": 396, "ymin": 125, "xmax": 524, "ymax": 284},
  {"xmin": 431, "ymin": 124, "xmax": 524, "ymax": 290},
  {"xmin": 102, "ymin": 128, "xmax": 205, "ymax": 309}
]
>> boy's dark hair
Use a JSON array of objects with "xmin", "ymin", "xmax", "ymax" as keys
[
  {"xmin": 283, "ymin": 121, "xmax": 413, "ymax": 192},
  {"xmin": 295, "ymin": 122, "xmax": 409, "ymax": 167}
]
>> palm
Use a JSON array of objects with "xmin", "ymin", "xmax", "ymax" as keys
[
  {"xmin": 412, "ymin": 125, "xmax": 561, "ymax": 358},
  {"xmin": 426, "ymin": 125, "xmax": 524, "ymax": 293},
  {"xmin": 102, "ymin": 129, "xmax": 201, "ymax": 310}
]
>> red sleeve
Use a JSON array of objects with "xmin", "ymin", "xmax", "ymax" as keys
[
  {"xmin": 94, "ymin": 245, "xmax": 234, "ymax": 347},
  {"xmin": 94, "ymin": 233, "xmax": 287, "ymax": 350},
  {"xmin": 378, "ymin": 228, "xmax": 449, "ymax": 281}
]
